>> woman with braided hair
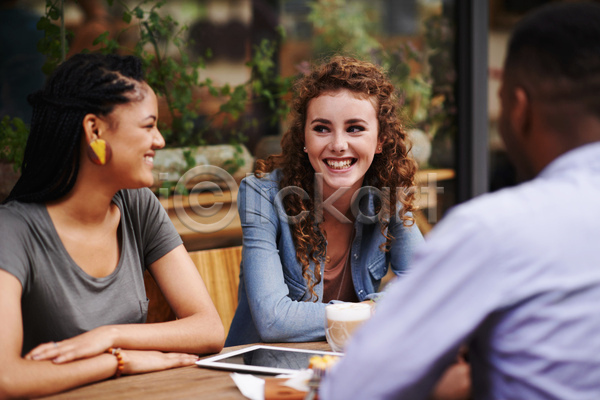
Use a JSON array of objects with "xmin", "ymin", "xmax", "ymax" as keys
[
  {"xmin": 225, "ymin": 56, "xmax": 424, "ymax": 346},
  {"xmin": 0, "ymin": 53, "xmax": 224, "ymax": 398}
]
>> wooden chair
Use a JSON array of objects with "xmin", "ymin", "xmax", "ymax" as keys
[
  {"xmin": 188, "ymin": 245, "xmax": 242, "ymax": 336},
  {"xmin": 144, "ymin": 245, "xmax": 243, "ymax": 337}
]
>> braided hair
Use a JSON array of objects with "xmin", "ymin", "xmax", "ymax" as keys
[{"xmin": 5, "ymin": 53, "xmax": 145, "ymax": 204}]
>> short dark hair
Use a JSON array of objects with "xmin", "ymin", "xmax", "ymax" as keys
[
  {"xmin": 5, "ymin": 53, "xmax": 145, "ymax": 203},
  {"xmin": 504, "ymin": 2, "xmax": 600, "ymax": 118}
]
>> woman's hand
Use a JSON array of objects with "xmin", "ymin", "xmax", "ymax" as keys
[
  {"xmin": 119, "ymin": 350, "xmax": 199, "ymax": 375},
  {"xmin": 24, "ymin": 325, "xmax": 118, "ymax": 363}
]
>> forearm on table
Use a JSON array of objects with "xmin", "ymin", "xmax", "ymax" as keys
[
  {"xmin": 251, "ymin": 297, "xmax": 327, "ymax": 342},
  {"xmin": 108, "ymin": 313, "xmax": 224, "ymax": 355},
  {"xmin": 0, "ymin": 354, "xmax": 116, "ymax": 400}
]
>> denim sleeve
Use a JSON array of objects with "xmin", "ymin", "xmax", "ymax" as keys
[
  {"xmin": 238, "ymin": 177, "xmax": 327, "ymax": 342},
  {"xmin": 389, "ymin": 212, "xmax": 425, "ymax": 275},
  {"xmin": 362, "ymin": 212, "xmax": 424, "ymax": 302}
]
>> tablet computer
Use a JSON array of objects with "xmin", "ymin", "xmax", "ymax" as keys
[{"xmin": 196, "ymin": 345, "xmax": 343, "ymax": 375}]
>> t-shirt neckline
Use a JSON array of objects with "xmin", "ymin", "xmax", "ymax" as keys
[{"xmin": 41, "ymin": 196, "xmax": 126, "ymax": 282}]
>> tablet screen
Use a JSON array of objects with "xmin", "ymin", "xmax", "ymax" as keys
[{"xmin": 196, "ymin": 345, "xmax": 343, "ymax": 375}]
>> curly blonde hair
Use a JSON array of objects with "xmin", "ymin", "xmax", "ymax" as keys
[{"xmin": 256, "ymin": 56, "xmax": 418, "ymax": 301}]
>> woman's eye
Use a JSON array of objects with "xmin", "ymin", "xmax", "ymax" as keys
[
  {"xmin": 347, "ymin": 125, "xmax": 365, "ymax": 133},
  {"xmin": 313, "ymin": 125, "xmax": 329, "ymax": 133}
]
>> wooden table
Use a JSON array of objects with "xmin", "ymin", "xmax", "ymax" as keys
[{"xmin": 36, "ymin": 342, "xmax": 331, "ymax": 400}]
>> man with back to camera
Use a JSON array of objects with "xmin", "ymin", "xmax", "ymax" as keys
[{"xmin": 320, "ymin": 2, "xmax": 600, "ymax": 399}]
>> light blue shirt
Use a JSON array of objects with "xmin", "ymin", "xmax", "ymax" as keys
[
  {"xmin": 225, "ymin": 169, "xmax": 424, "ymax": 346},
  {"xmin": 321, "ymin": 142, "xmax": 600, "ymax": 400}
]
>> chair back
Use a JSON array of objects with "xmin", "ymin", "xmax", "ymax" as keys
[
  {"xmin": 144, "ymin": 245, "xmax": 242, "ymax": 337},
  {"xmin": 188, "ymin": 246, "xmax": 242, "ymax": 336}
]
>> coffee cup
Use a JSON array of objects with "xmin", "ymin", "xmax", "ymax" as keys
[{"xmin": 325, "ymin": 303, "xmax": 372, "ymax": 352}]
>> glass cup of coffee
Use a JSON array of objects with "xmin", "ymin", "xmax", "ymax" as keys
[{"xmin": 325, "ymin": 303, "xmax": 373, "ymax": 352}]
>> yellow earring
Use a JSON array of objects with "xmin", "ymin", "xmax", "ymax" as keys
[{"xmin": 87, "ymin": 138, "xmax": 112, "ymax": 166}]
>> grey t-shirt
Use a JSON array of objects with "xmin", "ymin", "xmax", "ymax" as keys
[{"xmin": 0, "ymin": 188, "xmax": 182, "ymax": 355}]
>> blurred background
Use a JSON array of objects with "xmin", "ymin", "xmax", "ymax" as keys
[{"xmin": 2, "ymin": 0, "xmax": 596, "ymax": 229}]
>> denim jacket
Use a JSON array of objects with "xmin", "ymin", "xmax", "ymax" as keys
[{"xmin": 225, "ymin": 169, "xmax": 424, "ymax": 346}]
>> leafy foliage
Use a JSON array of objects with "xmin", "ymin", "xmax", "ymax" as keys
[
  {"xmin": 34, "ymin": 0, "xmax": 292, "ymax": 153},
  {"xmin": 37, "ymin": 0, "xmax": 71, "ymax": 75},
  {"xmin": 308, "ymin": 0, "xmax": 381, "ymax": 59},
  {"xmin": 307, "ymin": 0, "xmax": 456, "ymax": 140},
  {"xmin": 0, "ymin": 116, "xmax": 28, "ymax": 171}
]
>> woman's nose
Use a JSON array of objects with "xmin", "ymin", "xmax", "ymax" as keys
[
  {"xmin": 329, "ymin": 132, "xmax": 348, "ymax": 153},
  {"xmin": 153, "ymin": 128, "xmax": 166, "ymax": 149}
]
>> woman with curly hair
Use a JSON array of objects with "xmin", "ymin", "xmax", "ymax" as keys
[
  {"xmin": 0, "ymin": 53, "xmax": 224, "ymax": 398},
  {"xmin": 226, "ymin": 56, "xmax": 424, "ymax": 346}
]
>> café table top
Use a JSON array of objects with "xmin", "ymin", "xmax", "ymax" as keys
[{"xmin": 35, "ymin": 341, "xmax": 332, "ymax": 400}]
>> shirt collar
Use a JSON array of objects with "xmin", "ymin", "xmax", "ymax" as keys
[{"xmin": 538, "ymin": 141, "xmax": 600, "ymax": 179}]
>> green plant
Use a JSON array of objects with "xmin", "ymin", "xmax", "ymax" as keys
[
  {"xmin": 37, "ymin": 0, "xmax": 207, "ymax": 147},
  {"xmin": 36, "ymin": 0, "xmax": 292, "ymax": 155},
  {"xmin": 0, "ymin": 1, "xmax": 69, "ymax": 171},
  {"xmin": 110, "ymin": 0, "xmax": 203, "ymax": 146},
  {"xmin": 308, "ymin": 0, "xmax": 381, "ymax": 59},
  {"xmin": 37, "ymin": 1, "xmax": 69, "ymax": 75},
  {"xmin": 201, "ymin": 35, "xmax": 293, "ymax": 148},
  {"xmin": 307, "ymin": 0, "xmax": 456, "ymax": 143},
  {"xmin": 0, "ymin": 116, "xmax": 29, "ymax": 172}
]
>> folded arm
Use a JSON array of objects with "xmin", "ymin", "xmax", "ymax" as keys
[
  {"xmin": 26, "ymin": 244, "xmax": 224, "ymax": 363},
  {"xmin": 0, "ymin": 270, "xmax": 116, "ymax": 399}
]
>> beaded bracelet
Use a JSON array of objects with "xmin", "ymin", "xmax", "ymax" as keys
[{"xmin": 106, "ymin": 347, "xmax": 124, "ymax": 378}]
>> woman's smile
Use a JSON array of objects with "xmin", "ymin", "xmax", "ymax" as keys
[
  {"xmin": 324, "ymin": 157, "xmax": 357, "ymax": 170},
  {"xmin": 144, "ymin": 153, "xmax": 155, "ymax": 167}
]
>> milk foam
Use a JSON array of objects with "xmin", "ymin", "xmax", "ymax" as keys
[{"xmin": 326, "ymin": 303, "xmax": 372, "ymax": 321}]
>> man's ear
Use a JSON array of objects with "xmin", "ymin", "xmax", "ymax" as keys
[
  {"xmin": 510, "ymin": 87, "xmax": 531, "ymax": 138},
  {"xmin": 82, "ymin": 114, "xmax": 100, "ymax": 144}
]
